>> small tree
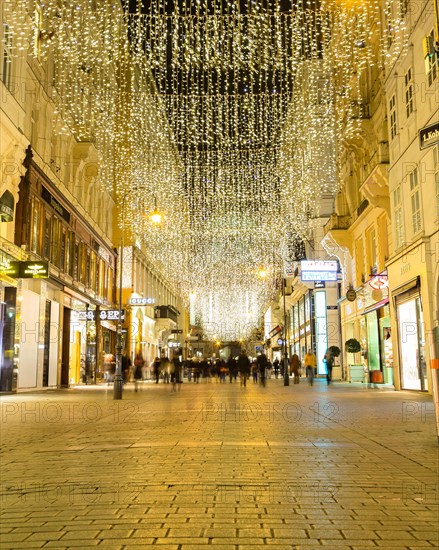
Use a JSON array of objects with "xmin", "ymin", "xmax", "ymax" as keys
[
  {"xmin": 328, "ymin": 345, "xmax": 341, "ymax": 358},
  {"xmin": 345, "ymin": 338, "xmax": 361, "ymax": 354}
]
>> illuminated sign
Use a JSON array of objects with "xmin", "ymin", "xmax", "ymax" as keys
[
  {"xmin": 1, "ymin": 261, "xmax": 49, "ymax": 279},
  {"xmin": 99, "ymin": 310, "xmax": 125, "ymax": 321},
  {"xmin": 129, "ymin": 297, "xmax": 155, "ymax": 306},
  {"xmin": 301, "ymin": 260, "xmax": 338, "ymax": 282}
]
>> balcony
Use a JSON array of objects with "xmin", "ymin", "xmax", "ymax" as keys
[
  {"xmin": 154, "ymin": 305, "xmax": 179, "ymax": 324},
  {"xmin": 360, "ymin": 148, "xmax": 390, "ymax": 215}
]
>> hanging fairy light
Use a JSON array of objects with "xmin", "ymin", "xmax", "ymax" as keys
[{"xmin": 4, "ymin": 0, "xmax": 392, "ymax": 341}]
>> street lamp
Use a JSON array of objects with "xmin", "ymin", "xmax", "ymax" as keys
[{"xmin": 113, "ymin": 191, "xmax": 162, "ymax": 400}]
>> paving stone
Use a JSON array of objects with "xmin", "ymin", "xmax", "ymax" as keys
[{"xmin": 1, "ymin": 382, "xmax": 437, "ymax": 548}]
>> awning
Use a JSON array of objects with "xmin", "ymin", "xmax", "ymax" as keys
[
  {"xmin": 390, "ymin": 276, "xmax": 420, "ymax": 297},
  {"xmin": 0, "ymin": 190, "xmax": 14, "ymax": 222},
  {"xmin": 361, "ymin": 298, "xmax": 390, "ymax": 315}
]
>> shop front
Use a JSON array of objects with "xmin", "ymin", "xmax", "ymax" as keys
[
  {"xmin": 393, "ymin": 279, "xmax": 427, "ymax": 391},
  {"xmin": 0, "ymin": 282, "xmax": 17, "ymax": 392}
]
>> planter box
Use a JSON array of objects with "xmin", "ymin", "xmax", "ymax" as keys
[{"xmin": 348, "ymin": 364, "xmax": 366, "ymax": 383}]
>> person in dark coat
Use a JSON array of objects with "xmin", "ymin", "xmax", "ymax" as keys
[
  {"xmin": 237, "ymin": 350, "xmax": 251, "ymax": 387},
  {"xmin": 290, "ymin": 353, "xmax": 301, "ymax": 384},
  {"xmin": 133, "ymin": 353, "xmax": 144, "ymax": 391},
  {"xmin": 152, "ymin": 357, "xmax": 161, "ymax": 383},
  {"xmin": 121, "ymin": 352, "xmax": 131, "ymax": 384},
  {"xmin": 256, "ymin": 352, "xmax": 268, "ymax": 387}
]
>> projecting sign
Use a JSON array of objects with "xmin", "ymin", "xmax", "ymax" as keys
[
  {"xmin": 346, "ymin": 288, "xmax": 357, "ymax": 302},
  {"xmin": 419, "ymin": 121, "xmax": 439, "ymax": 150},
  {"xmin": 369, "ymin": 275, "xmax": 388, "ymax": 290},
  {"xmin": 301, "ymin": 260, "xmax": 338, "ymax": 282},
  {"xmin": 2, "ymin": 260, "xmax": 50, "ymax": 279}
]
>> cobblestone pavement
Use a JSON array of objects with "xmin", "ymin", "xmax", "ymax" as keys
[{"xmin": 0, "ymin": 377, "xmax": 438, "ymax": 550}]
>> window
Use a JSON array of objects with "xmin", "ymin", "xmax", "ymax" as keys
[
  {"xmin": 366, "ymin": 227, "xmax": 378, "ymax": 275},
  {"xmin": 30, "ymin": 198, "xmax": 42, "ymax": 254},
  {"xmin": 434, "ymin": 146, "xmax": 439, "ymax": 218},
  {"xmin": 355, "ymin": 238, "xmax": 365, "ymax": 286},
  {"xmin": 404, "ymin": 67, "xmax": 414, "ymax": 118},
  {"xmin": 425, "ymin": 30, "xmax": 439, "ymax": 86},
  {"xmin": 389, "ymin": 94, "xmax": 397, "ymax": 139},
  {"xmin": 43, "ymin": 213, "xmax": 51, "ymax": 260},
  {"xmin": 2, "ymin": 23, "xmax": 13, "ymax": 90},
  {"xmin": 409, "ymin": 167, "xmax": 422, "ymax": 234},
  {"xmin": 393, "ymin": 186, "xmax": 404, "ymax": 248},
  {"xmin": 378, "ymin": 215, "xmax": 390, "ymax": 267}
]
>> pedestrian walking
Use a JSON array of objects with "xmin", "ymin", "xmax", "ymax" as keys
[
  {"xmin": 324, "ymin": 348, "xmax": 334, "ymax": 385},
  {"xmin": 252, "ymin": 362, "xmax": 258, "ymax": 383},
  {"xmin": 133, "ymin": 352, "xmax": 144, "ymax": 391},
  {"xmin": 304, "ymin": 349, "xmax": 316, "ymax": 386},
  {"xmin": 256, "ymin": 351, "xmax": 268, "ymax": 387},
  {"xmin": 273, "ymin": 358, "xmax": 280, "ymax": 379},
  {"xmin": 290, "ymin": 353, "xmax": 301, "ymax": 384},
  {"xmin": 121, "ymin": 352, "xmax": 131, "ymax": 384},
  {"xmin": 237, "ymin": 350, "xmax": 251, "ymax": 387},
  {"xmin": 171, "ymin": 356, "xmax": 182, "ymax": 392},
  {"xmin": 152, "ymin": 357, "xmax": 161, "ymax": 383}
]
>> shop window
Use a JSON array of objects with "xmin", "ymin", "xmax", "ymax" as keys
[
  {"xmin": 43, "ymin": 212, "xmax": 51, "ymax": 260},
  {"xmin": 389, "ymin": 94, "xmax": 397, "ymax": 139},
  {"xmin": 1, "ymin": 23, "xmax": 13, "ymax": 90},
  {"xmin": 392, "ymin": 186, "xmax": 404, "ymax": 248},
  {"xmin": 73, "ymin": 240, "xmax": 79, "ymax": 281},
  {"xmin": 60, "ymin": 227, "xmax": 66, "ymax": 271},
  {"xmin": 409, "ymin": 167, "xmax": 422, "ymax": 235},
  {"xmin": 51, "ymin": 217, "xmax": 61, "ymax": 268},
  {"xmin": 404, "ymin": 67, "xmax": 414, "ymax": 118},
  {"xmin": 30, "ymin": 198, "xmax": 42, "ymax": 254},
  {"xmin": 90, "ymin": 251, "xmax": 96, "ymax": 291}
]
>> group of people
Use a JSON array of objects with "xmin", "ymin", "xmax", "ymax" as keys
[{"xmin": 102, "ymin": 347, "xmax": 337, "ymax": 390}]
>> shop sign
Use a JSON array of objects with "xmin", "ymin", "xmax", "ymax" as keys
[
  {"xmin": 99, "ymin": 309, "xmax": 125, "ymax": 321},
  {"xmin": 3, "ymin": 261, "xmax": 50, "ymax": 279},
  {"xmin": 73, "ymin": 310, "xmax": 96, "ymax": 321},
  {"xmin": 314, "ymin": 281, "xmax": 326, "ymax": 289},
  {"xmin": 129, "ymin": 297, "xmax": 155, "ymax": 306},
  {"xmin": 277, "ymin": 338, "xmax": 284, "ymax": 345},
  {"xmin": 300, "ymin": 260, "xmax": 338, "ymax": 282},
  {"xmin": 419, "ymin": 121, "xmax": 439, "ymax": 150},
  {"xmin": 41, "ymin": 187, "xmax": 71, "ymax": 223},
  {"xmin": 346, "ymin": 288, "xmax": 357, "ymax": 302},
  {"xmin": 327, "ymin": 305, "xmax": 338, "ymax": 310},
  {"xmin": 168, "ymin": 341, "xmax": 181, "ymax": 347},
  {"xmin": 369, "ymin": 275, "xmax": 388, "ymax": 290},
  {"xmin": 0, "ymin": 260, "xmax": 20, "ymax": 277}
]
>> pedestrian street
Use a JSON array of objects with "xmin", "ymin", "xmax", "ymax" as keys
[{"xmin": 0, "ymin": 379, "xmax": 438, "ymax": 549}]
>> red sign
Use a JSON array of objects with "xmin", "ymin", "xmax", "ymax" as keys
[{"xmin": 369, "ymin": 275, "xmax": 388, "ymax": 290}]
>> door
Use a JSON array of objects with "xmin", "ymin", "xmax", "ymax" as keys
[{"xmin": 397, "ymin": 296, "xmax": 427, "ymax": 391}]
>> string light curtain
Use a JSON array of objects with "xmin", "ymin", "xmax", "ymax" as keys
[{"xmin": 4, "ymin": 0, "xmax": 407, "ymax": 340}]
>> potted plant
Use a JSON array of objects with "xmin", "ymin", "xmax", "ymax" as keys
[
  {"xmin": 324, "ymin": 346, "xmax": 341, "ymax": 380},
  {"xmin": 345, "ymin": 338, "xmax": 361, "ymax": 354},
  {"xmin": 345, "ymin": 338, "xmax": 363, "ymax": 382},
  {"xmin": 328, "ymin": 345, "xmax": 341, "ymax": 358}
]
